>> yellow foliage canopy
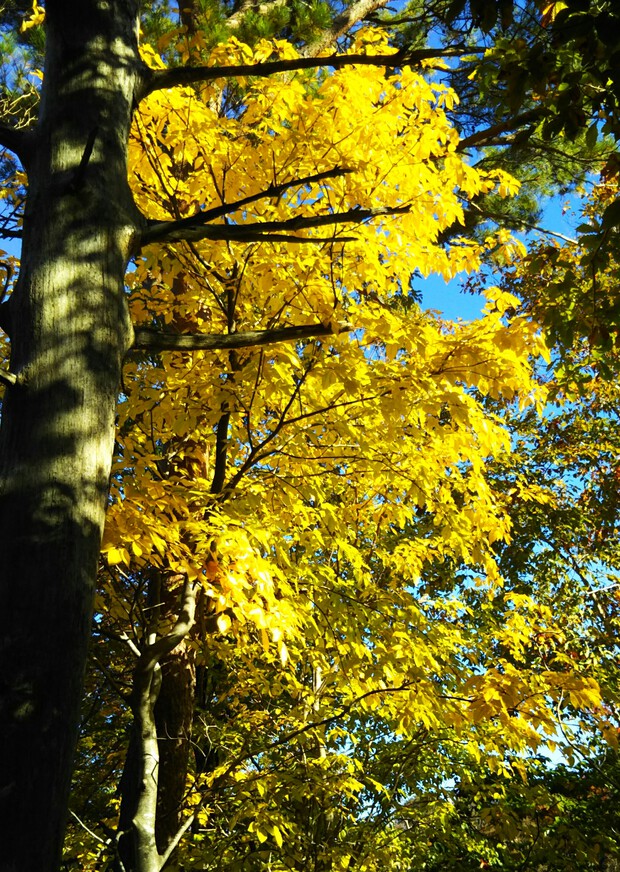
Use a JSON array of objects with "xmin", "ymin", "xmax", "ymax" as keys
[{"xmin": 100, "ymin": 33, "xmax": 602, "ymax": 773}]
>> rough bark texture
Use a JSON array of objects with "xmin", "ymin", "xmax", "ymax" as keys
[{"xmin": 0, "ymin": 3, "xmax": 142, "ymax": 869}]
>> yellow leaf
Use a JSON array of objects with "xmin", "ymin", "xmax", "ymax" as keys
[
  {"xmin": 21, "ymin": 1, "xmax": 45, "ymax": 31},
  {"xmin": 106, "ymin": 546, "xmax": 129, "ymax": 567},
  {"xmin": 279, "ymin": 642, "xmax": 288, "ymax": 667},
  {"xmin": 217, "ymin": 613, "xmax": 232, "ymax": 634}
]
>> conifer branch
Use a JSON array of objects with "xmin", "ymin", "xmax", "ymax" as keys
[
  {"xmin": 300, "ymin": 0, "xmax": 392, "ymax": 56},
  {"xmin": 133, "ymin": 321, "xmax": 351, "ymax": 353},
  {"xmin": 225, "ymin": 0, "xmax": 287, "ymax": 29}
]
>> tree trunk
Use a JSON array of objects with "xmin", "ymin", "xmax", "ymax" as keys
[
  {"xmin": 154, "ymin": 641, "xmax": 196, "ymax": 855},
  {"xmin": 0, "ymin": 3, "xmax": 142, "ymax": 869},
  {"xmin": 116, "ymin": 575, "xmax": 197, "ymax": 872}
]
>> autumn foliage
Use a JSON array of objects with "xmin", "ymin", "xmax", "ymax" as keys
[
  {"xmin": 2, "ymin": 3, "xmax": 620, "ymax": 870},
  {"xmin": 55, "ymin": 28, "xmax": 613, "ymax": 871}
]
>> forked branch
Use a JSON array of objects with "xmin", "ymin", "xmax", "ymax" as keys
[
  {"xmin": 143, "ymin": 166, "xmax": 353, "ymax": 230},
  {"xmin": 120, "ymin": 578, "xmax": 197, "ymax": 871}
]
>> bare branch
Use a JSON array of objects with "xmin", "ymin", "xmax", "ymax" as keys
[
  {"xmin": 138, "ymin": 47, "xmax": 482, "ymax": 100},
  {"xmin": 301, "ymin": 0, "xmax": 392, "ymax": 56},
  {"xmin": 118, "ymin": 630, "xmax": 141, "ymax": 659},
  {"xmin": 69, "ymin": 810, "xmax": 107, "ymax": 845},
  {"xmin": 140, "ymin": 204, "xmax": 408, "ymax": 247},
  {"xmin": 133, "ymin": 320, "xmax": 351, "ymax": 353},
  {"xmin": 158, "ymin": 810, "xmax": 196, "ymax": 870},
  {"xmin": 517, "ymin": 221, "xmax": 578, "ymax": 245}
]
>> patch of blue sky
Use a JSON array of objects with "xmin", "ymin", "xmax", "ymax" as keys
[{"xmin": 419, "ymin": 190, "xmax": 585, "ymax": 321}]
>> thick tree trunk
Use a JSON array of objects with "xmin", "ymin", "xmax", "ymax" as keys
[{"xmin": 0, "ymin": 3, "xmax": 142, "ymax": 869}]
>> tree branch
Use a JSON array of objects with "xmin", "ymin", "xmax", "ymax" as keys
[
  {"xmin": 138, "ymin": 47, "xmax": 482, "ymax": 100},
  {"xmin": 123, "ymin": 577, "xmax": 197, "ymax": 870},
  {"xmin": 140, "ymin": 204, "xmax": 409, "ymax": 247},
  {"xmin": 132, "ymin": 321, "xmax": 351, "ymax": 352},
  {"xmin": 0, "ymin": 369, "xmax": 17, "ymax": 388},
  {"xmin": 143, "ymin": 166, "xmax": 353, "ymax": 230},
  {"xmin": 161, "ymin": 679, "xmax": 416, "ymax": 866},
  {"xmin": 300, "ymin": 0, "xmax": 392, "ymax": 56},
  {"xmin": 69, "ymin": 810, "xmax": 107, "ymax": 845},
  {"xmin": 138, "ymin": 578, "xmax": 197, "ymax": 675},
  {"xmin": 0, "ymin": 124, "xmax": 34, "ymax": 166},
  {"xmin": 225, "ymin": 0, "xmax": 287, "ymax": 29},
  {"xmin": 456, "ymin": 109, "xmax": 544, "ymax": 152}
]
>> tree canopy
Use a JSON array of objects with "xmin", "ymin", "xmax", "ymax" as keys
[{"xmin": 0, "ymin": 1, "xmax": 620, "ymax": 871}]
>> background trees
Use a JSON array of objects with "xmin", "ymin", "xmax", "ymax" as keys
[{"xmin": 1, "ymin": 1, "xmax": 620, "ymax": 870}]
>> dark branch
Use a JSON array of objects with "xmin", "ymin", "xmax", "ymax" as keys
[
  {"xmin": 67, "ymin": 126, "xmax": 98, "ymax": 192},
  {"xmin": 0, "ymin": 124, "xmax": 34, "ymax": 166},
  {"xmin": 457, "ymin": 109, "xmax": 544, "ymax": 152},
  {"xmin": 144, "ymin": 166, "xmax": 353, "ymax": 228},
  {"xmin": 132, "ymin": 321, "xmax": 351, "ymax": 353},
  {"xmin": 141, "ymin": 204, "xmax": 409, "ymax": 247},
  {"xmin": 139, "ymin": 47, "xmax": 482, "ymax": 100}
]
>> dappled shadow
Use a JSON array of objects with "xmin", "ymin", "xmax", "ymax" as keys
[{"xmin": 0, "ymin": 1, "xmax": 147, "ymax": 866}]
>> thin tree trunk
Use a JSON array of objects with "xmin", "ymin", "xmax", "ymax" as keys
[
  {"xmin": 0, "ymin": 3, "xmax": 142, "ymax": 869},
  {"xmin": 117, "ymin": 576, "xmax": 196, "ymax": 872},
  {"xmin": 154, "ymin": 639, "xmax": 196, "ymax": 854}
]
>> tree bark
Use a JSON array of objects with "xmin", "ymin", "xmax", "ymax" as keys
[
  {"xmin": 0, "ymin": 3, "xmax": 143, "ymax": 869},
  {"xmin": 116, "ymin": 575, "xmax": 196, "ymax": 872},
  {"xmin": 154, "ymin": 640, "xmax": 196, "ymax": 854}
]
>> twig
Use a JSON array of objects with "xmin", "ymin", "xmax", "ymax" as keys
[{"xmin": 69, "ymin": 810, "xmax": 107, "ymax": 845}]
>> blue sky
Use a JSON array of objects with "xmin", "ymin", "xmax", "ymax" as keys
[{"xmin": 420, "ymin": 193, "xmax": 584, "ymax": 321}]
